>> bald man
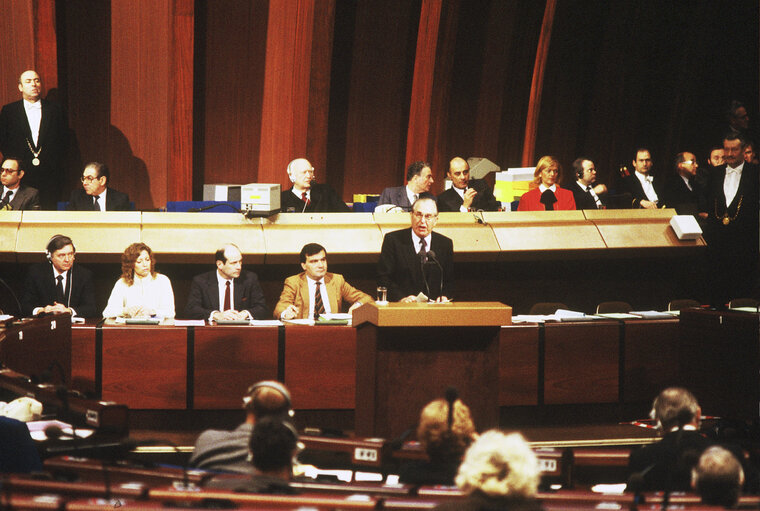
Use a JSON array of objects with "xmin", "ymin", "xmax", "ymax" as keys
[
  {"xmin": 280, "ymin": 158, "xmax": 350, "ymax": 213},
  {"xmin": 0, "ymin": 70, "xmax": 67, "ymax": 210},
  {"xmin": 436, "ymin": 157, "xmax": 500, "ymax": 212}
]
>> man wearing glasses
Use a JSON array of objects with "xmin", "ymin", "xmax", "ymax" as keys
[
  {"xmin": 377, "ymin": 197, "xmax": 453, "ymax": 302},
  {"xmin": 0, "ymin": 157, "xmax": 40, "ymax": 210},
  {"xmin": 66, "ymin": 162, "xmax": 131, "ymax": 211},
  {"xmin": 280, "ymin": 157, "xmax": 350, "ymax": 213},
  {"xmin": 662, "ymin": 152, "xmax": 707, "ymax": 218}
]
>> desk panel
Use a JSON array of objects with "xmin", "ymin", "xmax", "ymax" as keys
[
  {"xmin": 0, "ymin": 211, "xmax": 21, "ymax": 261},
  {"xmin": 285, "ymin": 325, "xmax": 356, "ymax": 409},
  {"xmin": 622, "ymin": 318, "xmax": 679, "ymax": 403},
  {"xmin": 586, "ymin": 209, "xmax": 705, "ymax": 249},
  {"xmin": 71, "ymin": 323, "xmax": 97, "ymax": 394},
  {"xmin": 484, "ymin": 211, "xmax": 605, "ymax": 254},
  {"xmin": 101, "ymin": 325, "xmax": 187, "ymax": 409},
  {"xmin": 544, "ymin": 322, "xmax": 619, "ymax": 404},
  {"xmin": 499, "ymin": 324, "xmax": 539, "ymax": 406},
  {"xmin": 193, "ymin": 326, "xmax": 279, "ymax": 409}
]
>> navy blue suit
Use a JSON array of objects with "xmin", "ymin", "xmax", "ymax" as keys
[
  {"xmin": 184, "ymin": 270, "xmax": 269, "ymax": 320},
  {"xmin": 20, "ymin": 263, "xmax": 97, "ymax": 318}
]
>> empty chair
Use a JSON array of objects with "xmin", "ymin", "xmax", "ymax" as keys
[
  {"xmin": 528, "ymin": 302, "xmax": 568, "ymax": 315},
  {"xmin": 728, "ymin": 298, "xmax": 760, "ymax": 309},
  {"xmin": 595, "ymin": 301, "xmax": 632, "ymax": 314},
  {"xmin": 667, "ymin": 299, "xmax": 700, "ymax": 311}
]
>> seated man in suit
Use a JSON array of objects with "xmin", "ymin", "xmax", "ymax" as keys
[
  {"xmin": 627, "ymin": 387, "xmax": 711, "ymax": 492},
  {"xmin": 662, "ymin": 151, "xmax": 708, "ymax": 217},
  {"xmin": 184, "ymin": 243, "xmax": 268, "ymax": 321},
  {"xmin": 569, "ymin": 157, "xmax": 607, "ymax": 210},
  {"xmin": 280, "ymin": 158, "xmax": 350, "ymax": 213},
  {"xmin": 66, "ymin": 162, "xmax": 131, "ymax": 211},
  {"xmin": 191, "ymin": 380, "xmax": 293, "ymax": 474},
  {"xmin": 377, "ymin": 160, "xmax": 435, "ymax": 212},
  {"xmin": 437, "ymin": 157, "xmax": 500, "ymax": 212},
  {"xmin": 377, "ymin": 197, "xmax": 454, "ymax": 302},
  {"xmin": 0, "ymin": 157, "xmax": 40, "ymax": 210},
  {"xmin": 274, "ymin": 243, "xmax": 372, "ymax": 320},
  {"xmin": 20, "ymin": 234, "xmax": 97, "ymax": 318},
  {"xmin": 620, "ymin": 148, "xmax": 663, "ymax": 209}
]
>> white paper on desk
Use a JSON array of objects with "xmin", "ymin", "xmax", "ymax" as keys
[
  {"xmin": 71, "ymin": 316, "xmax": 85, "ymax": 324},
  {"xmin": 555, "ymin": 309, "xmax": 602, "ymax": 322},
  {"xmin": 591, "ymin": 483, "xmax": 627, "ymax": 494},
  {"xmin": 174, "ymin": 319, "xmax": 206, "ymax": 326},
  {"xmin": 629, "ymin": 310, "xmax": 673, "ymax": 319},
  {"xmin": 319, "ymin": 313, "xmax": 352, "ymax": 320},
  {"xmin": 252, "ymin": 320, "xmax": 283, "ymax": 326},
  {"xmin": 511, "ymin": 314, "xmax": 553, "ymax": 323},
  {"xmin": 283, "ymin": 318, "xmax": 314, "ymax": 325},
  {"xmin": 0, "ymin": 315, "xmax": 13, "ymax": 321},
  {"xmin": 596, "ymin": 313, "xmax": 639, "ymax": 319},
  {"xmin": 27, "ymin": 419, "xmax": 94, "ymax": 440}
]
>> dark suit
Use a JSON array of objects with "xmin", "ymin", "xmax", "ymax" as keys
[
  {"xmin": 0, "ymin": 99, "xmax": 67, "ymax": 209},
  {"xmin": 2, "ymin": 185, "xmax": 40, "ymax": 210},
  {"xmin": 619, "ymin": 173, "xmax": 665, "ymax": 208},
  {"xmin": 662, "ymin": 174, "xmax": 705, "ymax": 216},
  {"xmin": 569, "ymin": 181, "xmax": 604, "ymax": 210},
  {"xmin": 280, "ymin": 183, "xmax": 349, "ymax": 213},
  {"xmin": 66, "ymin": 187, "xmax": 132, "ymax": 211},
  {"xmin": 377, "ymin": 186, "xmax": 435, "ymax": 211},
  {"xmin": 703, "ymin": 162, "xmax": 760, "ymax": 304},
  {"xmin": 378, "ymin": 228, "xmax": 454, "ymax": 301},
  {"xmin": 436, "ymin": 179, "xmax": 500, "ymax": 212},
  {"xmin": 628, "ymin": 429, "xmax": 711, "ymax": 492},
  {"xmin": 20, "ymin": 263, "xmax": 97, "ymax": 318},
  {"xmin": 184, "ymin": 270, "xmax": 268, "ymax": 320}
]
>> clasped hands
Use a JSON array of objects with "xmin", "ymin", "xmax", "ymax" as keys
[{"xmin": 212, "ymin": 309, "xmax": 249, "ymax": 321}]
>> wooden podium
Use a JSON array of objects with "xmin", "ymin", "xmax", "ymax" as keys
[
  {"xmin": 353, "ymin": 302, "xmax": 511, "ymax": 439},
  {"xmin": 0, "ymin": 314, "xmax": 72, "ymax": 384}
]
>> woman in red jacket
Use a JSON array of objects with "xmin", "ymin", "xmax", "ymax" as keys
[{"xmin": 518, "ymin": 156, "xmax": 576, "ymax": 211}]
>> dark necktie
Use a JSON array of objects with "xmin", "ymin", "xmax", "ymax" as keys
[
  {"xmin": 93, "ymin": 195, "xmax": 100, "ymax": 211},
  {"xmin": 419, "ymin": 237, "xmax": 427, "ymax": 261},
  {"xmin": 540, "ymin": 189, "xmax": 557, "ymax": 211},
  {"xmin": 313, "ymin": 281, "xmax": 325, "ymax": 319},
  {"xmin": 1, "ymin": 190, "xmax": 12, "ymax": 207},
  {"xmin": 223, "ymin": 280, "xmax": 231, "ymax": 311},
  {"xmin": 301, "ymin": 192, "xmax": 310, "ymax": 207},
  {"xmin": 56, "ymin": 275, "xmax": 65, "ymax": 304}
]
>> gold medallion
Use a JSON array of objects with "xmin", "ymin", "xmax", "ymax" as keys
[{"xmin": 722, "ymin": 216, "xmax": 730, "ymax": 225}]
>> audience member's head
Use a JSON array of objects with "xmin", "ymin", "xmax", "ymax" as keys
[
  {"xmin": 727, "ymin": 100, "xmax": 749, "ymax": 132},
  {"xmin": 81, "ymin": 162, "xmax": 110, "ymax": 197},
  {"xmin": 723, "ymin": 132, "xmax": 747, "ymax": 168},
  {"xmin": 406, "ymin": 161, "xmax": 434, "ymax": 194},
  {"xmin": 675, "ymin": 152, "xmax": 699, "ymax": 178},
  {"xmin": 1, "ymin": 158, "xmax": 24, "ymax": 191},
  {"xmin": 632, "ymin": 148, "xmax": 653, "ymax": 175},
  {"xmin": 692, "ymin": 446, "xmax": 744, "ymax": 508},
  {"xmin": 417, "ymin": 397, "xmax": 476, "ymax": 462},
  {"xmin": 744, "ymin": 141, "xmax": 757, "ymax": 164},
  {"xmin": 533, "ymin": 156, "xmax": 562, "ymax": 186},
  {"xmin": 650, "ymin": 387, "xmax": 701, "ymax": 432},
  {"xmin": 287, "ymin": 158, "xmax": 315, "ymax": 192},
  {"xmin": 242, "ymin": 381, "xmax": 293, "ymax": 422},
  {"xmin": 249, "ymin": 417, "xmax": 299, "ymax": 477},
  {"xmin": 120, "ymin": 242, "xmax": 156, "ymax": 285},
  {"xmin": 455, "ymin": 430, "xmax": 540, "ymax": 499},
  {"xmin": 708, "ymin": 146, "xmax": 725, "ymax": 167}
]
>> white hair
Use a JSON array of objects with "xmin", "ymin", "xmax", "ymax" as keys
[{"xmin": 455, "ymin": 430, "xmax": 540, "ymax": 498}]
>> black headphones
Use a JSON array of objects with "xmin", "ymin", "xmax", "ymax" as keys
[
  {"xmin": 45, "ymin": 234, "xmax": 75, "ymax": 262},
  {"xmin": 243, "ymin": 380, "xmax": 294, "ymax": 417}
]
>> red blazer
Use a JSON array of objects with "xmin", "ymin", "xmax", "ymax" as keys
[{"xmin": 517, "ymin": 186, "xmax": 576, "ymax": 211}]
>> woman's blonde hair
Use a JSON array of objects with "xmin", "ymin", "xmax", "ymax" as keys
[
  {"xmin": 533, "ymin": 155, "xmax": 562, "ymax": 185},
  {"xmin": 417, "ymin": 398, "xmax": 476, "ymax": 462}
]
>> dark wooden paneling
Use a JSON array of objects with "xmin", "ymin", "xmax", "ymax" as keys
[
  {"xmin": 193, "ymin": 325, "xmax": 278, "ymax": 409},
  {"xmin": 71, "ymin": 324, "xmax": 96, "ymax": 395},
  {"xmin": 544, "ymin": 322, "xmax": 618, "ymax": 404},
  {"xmin": 623, "ymin": 319, "xmax": 679, "ymax": 404},
  {"xmin": 0, "ymin": 0, "xmax": 35, "ymax": 108},
  {"xmin": 284, "ymin": 325, "xmax": 355, "ymax": 409},
  {"xmin": 168, "ymin": 0, "xmax": 194, "ymax": 202},
  {"xmin": 101, "ymin": 326, "xmax": 187, "ymax": 409},
  {"xmin": 498, "ymin": 324, "xmax": 539, "ymax": 406}
]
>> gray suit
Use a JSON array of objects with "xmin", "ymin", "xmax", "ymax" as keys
[
  {"xmin": 189, "ymin": 422, "xmax": 253, "ymax": 474},
  {"xmin": 377, "ymin": 186, "xmax": 435, "ymax": 211},
  {"xmin": 1, "ymin": 185, "xmax": 40, "ymax": 211}
]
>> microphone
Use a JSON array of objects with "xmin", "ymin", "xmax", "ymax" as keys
[
  {"xmin": 419, "ymin": 250, "xmax": 431, "ymax": 298},
  {"xmin": 472, "ymin": 210, "xmax": 488, "ymax": 225},
  {"xmin": 445, "ymin": 387, "xmax": 458, "ymax": 429},
  {"xmin": 188, "ymin": 202, "xmax": 258, "ymax": 219},
  {"xmin": 426, "ymin": 250, "xmax": 444, "ymax": 300}
]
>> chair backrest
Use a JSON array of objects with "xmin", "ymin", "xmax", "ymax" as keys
[
  {"xmin": 667, "ymin": 299, "xmax": 700, "ymax": 311},
  {"xmin": 728, "ymin": 298, "xmax": 760, "ymax": 309},
  {"xmin": 529, "ymin": 302, "xmax": 568, "ymax": 315},
  {"xmin": 595, "ymin": 301, "xmax": 632, "ymax": 314}
]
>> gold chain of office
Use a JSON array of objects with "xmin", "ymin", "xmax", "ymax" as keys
[{"xmin": 714, "ymin": 195, "xmax": 743, "ymax": 225}]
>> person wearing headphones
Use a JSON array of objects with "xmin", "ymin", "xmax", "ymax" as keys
[
  {"xmin": 189, "ymin": 380, "xmax": 294, "ymax": 474},
  {"xmin": 279, "ymin": 157, "xmax": 350, "ymax": 213},
  {"xmin": 20, "ymin": 234, "xmax": 97, "ymax": 318},
  {"xmin": 568, "ymin": 157, "xmax": 607, "ymax": 210}
]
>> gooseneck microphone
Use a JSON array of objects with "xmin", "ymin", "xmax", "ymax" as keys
[
  {"xmin": 188, "ymin": 202, "xmax": 258, "ymax": 219},
  {"xmin": 426, "ymin": 250, "xmax": 444, "ymax": 300}
]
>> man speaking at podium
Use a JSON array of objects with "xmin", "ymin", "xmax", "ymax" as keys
[
  {"xmin": 20, "ymin": 235, "xmax": 97, "ymax": 318},
  {"xmin": 377, "ymin": 197, "xmax": 453, "ymax": 302}
]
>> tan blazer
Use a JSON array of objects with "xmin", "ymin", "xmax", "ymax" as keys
[{"xmin": 273, "ymin": 272, "xmax": 372, "ymax": 319}]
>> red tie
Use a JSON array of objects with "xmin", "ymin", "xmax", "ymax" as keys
[
  {"xmin": 223, "ymin": 280, "xmax": 231, "ymax": 311},
  {"xmin": 301, "ymin": 192, "xmax": 310, "ymax": 207}
]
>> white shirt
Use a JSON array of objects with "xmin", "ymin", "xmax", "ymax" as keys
[
  {"xmin": 216, "ymin": 271, "xmax": 234, "ymax": 311},
  {"xmin": 575, "ymin": 180, "xmax": 603, "ymax": 208},
  {"xmin": 93, "ymin": 189, "xmax": 107, "ymax": 211},
  {"xmin": 23, "ymin": 99, "xmax": 42, "ymax": 146},
  {"xmin": 306, "ymin": 276, "xmax": 331, "ymax": 319},
  {"xmin": 724, "ymin": 161, "xmax": 744, "ymax": 206},
  {"xmin": 680, "ymin": 175, "xmax": 693, "ymax": 192},
  {"xmin": 635, "ymin": 171, "xmax": 658, "ymax": 203},
  {"xmin": 1, "ymin": 186, "xmax": 17, "ymax": 203},
  {"xmin": 453, "ymin": 186, "xmax": 470, "ymax": 212},
  {"xmin": 102, "ymin": 273, "xmax": 175, "ymax": 319},
  {"xmin": 405, "ymin": 186, "xmax": 420, "ymax": 207},
  {"xmin": 538, "ymin": 184, "xmax": 557, "ymax": 193}
]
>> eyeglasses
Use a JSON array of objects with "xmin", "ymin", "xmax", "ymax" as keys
[
  {"xmin": 81, "ymin": 175, "xmax": 100, "ymax": 182},
  {"xmin": 682, "ymin": 160, "xmax": 697, "ymax": 165},
  {"xmin": 412, "ymin": 212, "xmax": 437, "ymax": 221},
  {"xmin": 1, "ymin": 168, "xmax": 18, "ymax": 174}
]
